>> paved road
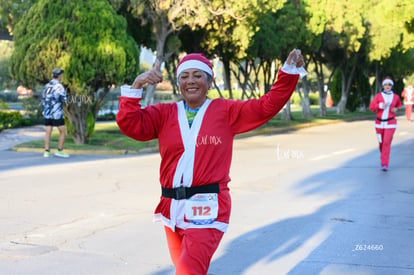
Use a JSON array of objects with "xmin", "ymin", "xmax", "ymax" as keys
[{"xmin": 0, "ymin": 117, "xmax": 413, "ymax": 275}]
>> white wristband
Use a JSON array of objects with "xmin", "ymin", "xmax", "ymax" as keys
[
  {"xmin": 281, "ymin": 63, "xmax": 308, "ymax": 78},
  {"xmin": 120, "ymin": 85, "xmax": 143, "ymax": 98}
]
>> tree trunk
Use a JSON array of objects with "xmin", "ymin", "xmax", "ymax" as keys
[
  {"xmin": 144, "ymin": 85, "xmax": 156, "ymax": 106},
  {"xmin": 315, "ymin": 69, "xmax": 327, "ymax": 116},
  {"xmin": 64, "ymin": 96, "xmax": 91, "ymax": 144},
  {"xmin": 144, "ymin": 14, "xmax": 169, "ymax": 106},
  {"xmin": 281, "ymin": 101, "xmax": 293, "ymax": 120},
  {"xmin": 63, "ymin": 86, "xmax": 109, "ymax": 144},
  {"xmin": 336, "ymin": 95, "xmax": 348, "ymax": 114},
  {"xmin": 222, "ymin": 57, "xmax": 233, "ymax": 99},
  {"xmin": 300, "ymin": 78, "xmax": 313, "ymax": 118},
  {"xmin": 319, "ymin": 94, "xmax": 328, "ymax": 116},
  {"xmin": 336, "ymin": 55, "xmax": 359, "ymax": 114}
]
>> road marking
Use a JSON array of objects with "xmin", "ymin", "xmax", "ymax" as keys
[{"xmin": 310, "ymin": 148, "xmax": 355, "ymax": 161}]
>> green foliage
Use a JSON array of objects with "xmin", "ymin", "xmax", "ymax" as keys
[
  {"xmin": 65, "ymin": 117, "xmax": 76, "ymax": 138},
  {"xmin": 330, "ymin": 70, "xmax": 342, "ymax": 105},
  {"xmin": 330, "ymin": 68, "xmax": 371, "ymax": 112},
  {"xmin": 8, "ymin": 0, "xmax": 140, "ymax": 144},
  {"xmin": 9, "ymin": 0, "xmax": 139, "ymax": 90},
  {"xmin": 290, "ymin": 92, "xmax": 320, "ymax": 105},
  {"xmin": 0, "ymin": 0, "xmax": 37, "ymax": 34},
  {"xmin": 0, "ymin": 110, "xmax": 28, "ymax": 131},
  {"xmin": 367, "ymin": 0, "xmax": 414, "ymax": 61},
  {"xmin": 0, "ymin": 99, "xmax": 8, "ymax": 110},
  {"xmin": 0, "ymin": 41, "xmax": 15, "ymax": 90},
  {"xmin": 86, "ymin": 111, "xmax": 95, "ymax": 139},
  {"xmin": 21, "ymin": 95, "xmax": 43, "ymax": 122},
  {"xmin": 208, "ymin": 89, "xmax": 244, "ymax": 100},
  {"xmin": 65, "ymin": 111, "xmax": 95, "ymax": 140},
  {"xmin": 346, "ymin": 76, "xmax": 368, "ymax": 112},
  {"xmin": 3, "ymin": 0, "xmax": 414, "ymax": 120}
]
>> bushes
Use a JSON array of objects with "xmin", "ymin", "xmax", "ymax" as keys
[
  {"xmin": 330, "ymin": 69, "xmax": 371, "ymax": 112},
  {"xmin": 290, "ymin": 92, "xmax": 319, "ymax": 105},
  {"xmin": 0, "ymin": 95, "xmax": 43, "ymax": 132},
  {"xmin": 0, "ymin": 111, "xmax": 29, "ymax": 132}
]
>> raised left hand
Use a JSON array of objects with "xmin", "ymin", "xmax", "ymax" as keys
[{"xmin": 287, "ymin": 49, "xmax": 305, "ymax": 68}]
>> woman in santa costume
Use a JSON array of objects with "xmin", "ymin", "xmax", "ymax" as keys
[
  {"xmin": 116, "ymin": 49, "xmax": 305, "ymax": 274},
  {"xmin": 401, "ymin": 83, "xmax": 414, "ymax": 122},
  {"xmin": 369, "ymin": 77, "xmax": 402, "ymax": 171}
]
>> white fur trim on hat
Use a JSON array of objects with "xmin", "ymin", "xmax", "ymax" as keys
[
  {"xmin": 176, "ymin": 60, "xmax": 213, "ymax": 77},
  {"xmin": 382, "ymin": 79, "xmax": 394, "ymax": 86}
]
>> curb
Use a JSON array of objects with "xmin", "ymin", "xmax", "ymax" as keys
[
  {"xmin": 8, "ymin": 114, "xmax": 380, "ymax": 156},
  {"xmin": 12, "ymin": 146, "xmax": 160, "ymax": 156}
]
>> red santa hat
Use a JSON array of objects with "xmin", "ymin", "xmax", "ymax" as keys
[
  {"xmin": 382, "ymin": 78, "xmax": 394, "ymax": 86},
  {"xmin": 176, "ymin": 53, "xmax": 214, "ymax": 78}
]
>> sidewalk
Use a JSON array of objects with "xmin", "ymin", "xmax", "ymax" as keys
[
  {"xmin": 0, "ymin": 125, "xmax": 45, "ymax": 151},
  {"xmin": 0, "ymin": 122, "xmax": 134, "ymax": 155}
]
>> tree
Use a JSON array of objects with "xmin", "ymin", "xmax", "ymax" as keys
[
  {"xmin": 246, "ymin": 0, "xmax": 311, "ymax": 119},
  {"xmin": 304, "ymin": 0, "xmax": 332, "ymax": 116},
  {"xmin": 123, "ymin": 0, "xmax": 211, "ymax": 106},
  {"xmin": 200, "ymin": 0, "xmax": 284, "ymax": 99},
  {"xmin": 324, "ymin": 0, "xmax": 368, "ymax": 114},
  {"xmin": 0, "ymin": 0, "xmax": 37, "ymax": 40},
  {"xmin": 0, "ymin": 40, "xmax": 15, "ymax": 89},
  {"xmin": 364, "ymin": 0, "xmax": 414, "ymax": 93},
  {"xmin": 9, "ymin": 0, "xmax": 139, "ymax": 144}
]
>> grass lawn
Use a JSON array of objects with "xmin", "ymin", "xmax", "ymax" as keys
[
  {"xmin": 14, "ymin": 106, "xmax": 377, "ymax": 154},
  {"xmin": 15, "ymin": 123, "xmax": 159, "ymax": 154}
]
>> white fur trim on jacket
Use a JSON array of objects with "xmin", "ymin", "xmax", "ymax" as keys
[{"xmin": 120, "ymin": 85, "xmax": 143, "ymax": 98}]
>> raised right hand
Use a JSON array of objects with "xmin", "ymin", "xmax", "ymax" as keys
[{"xmin": 132, "ymin": 60, "xmax": 163, "ymax": 89}]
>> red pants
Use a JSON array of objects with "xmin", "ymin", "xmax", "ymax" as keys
[
  {"xmin": 405, "ymin": 104, "xmax": 413, "ymax": 120},
  {"xmin": 164, "ymin": 226, "xmax": 224, "ymax": 275},
  {"xmin": 375, "ymin": 128, "xmax": 396, "ymax": 167}
]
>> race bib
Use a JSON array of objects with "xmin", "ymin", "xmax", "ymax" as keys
[{"xmin": 185, "ymin": 193, "xmax": 218, "ymax": 225}]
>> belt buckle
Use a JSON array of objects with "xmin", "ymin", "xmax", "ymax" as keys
[{"xmin": 175, "ymin": 187, "xmax": 187, "ymax": 200}]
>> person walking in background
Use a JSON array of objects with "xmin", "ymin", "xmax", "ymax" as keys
[
  {"xmin": 369, "ymin": 77, "xmax": 402, "ymax": 171},
  {"xmin": 116, "ymin": 49, "xmax": 305, "ymax": 274},
  {"xmin": 41, "ymin": 68, "xmax": 69, "ymax": 158},
  {"xmin": 401, "ymin": 83, "xmax": 414, "ymax": 122}
]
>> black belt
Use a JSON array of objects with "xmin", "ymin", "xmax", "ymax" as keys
[
  {"xmin": 376, "ymin": 117, "xmax": 395, "ymax": 122},
  {"xmin": 161, "ymin": 183, "xmax": 220, "ymax": 200}
]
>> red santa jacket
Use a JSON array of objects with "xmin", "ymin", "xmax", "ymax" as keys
[
  {"xmin": 369, "ymin": 91, "xmax": 402, "ymax": 129},
  {"xmin": 402, "ymin": 86, "xmax": 414, "ymax": 105},
  {"xmin": 117, "ymin": 68, "xmax": 299, "ymax": 232}
]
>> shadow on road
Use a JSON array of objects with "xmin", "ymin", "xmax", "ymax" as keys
[
  {"xmin": 150, "ymin": 139, "xmax": 414, "ymax": 275},
  {"xmin": 0, "ymin": 150, "xmax": 143, "ymax": 172}
]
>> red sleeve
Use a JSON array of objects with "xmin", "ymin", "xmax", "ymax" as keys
[
  {"xmin": 369, "ymin": 94, "xmax": 380, "ymax": 112},
  {"xmin": 227, "ymin": 69, "xmax": 299, "ymax": 134},
  {"xmin": 116, "ymin": 96, "xmax": 164, "ymax": 141}
]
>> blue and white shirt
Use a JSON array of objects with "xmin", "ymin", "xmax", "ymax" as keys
[{"xmin": 41, "ymin": 79, "xmax": 67, "ymax": 120}]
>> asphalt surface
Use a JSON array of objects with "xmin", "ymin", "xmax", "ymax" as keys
[{"xmin": 0, "ymin": 117, "xmax": 413, "ymax": 275}]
